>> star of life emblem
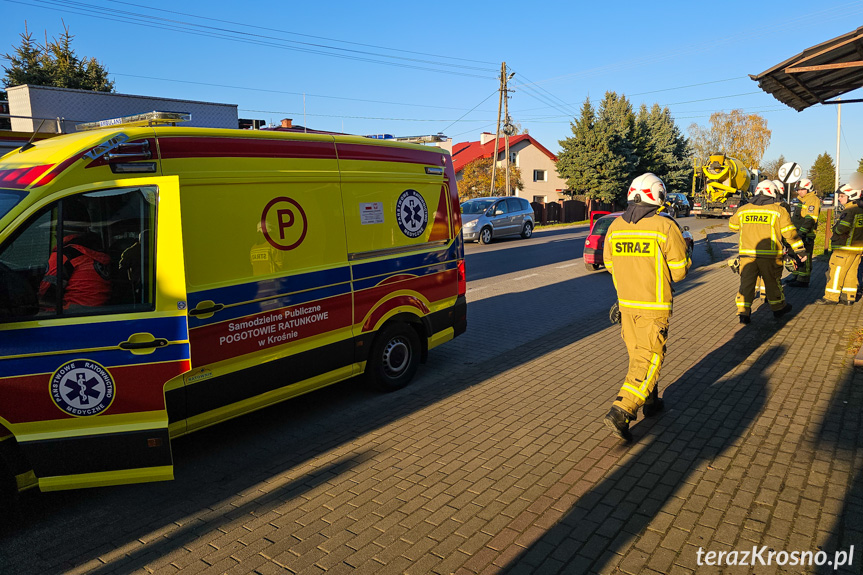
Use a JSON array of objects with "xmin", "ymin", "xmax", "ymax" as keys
[
  {"xmin": 50, "ymin": 359, "xmax": 115, "ymax": 417},
  {"xmin": 395, "ymin": 190, "xmax": 428, "ymax": 239}
]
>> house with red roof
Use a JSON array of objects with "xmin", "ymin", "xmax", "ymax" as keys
[{"xmin": 448, "ymin": 132, "xmax": 568, "ymax": 203}]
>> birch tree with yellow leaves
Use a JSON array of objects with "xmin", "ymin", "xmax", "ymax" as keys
[{"xmin": 688, "ymin": 110, "xmax": 771, "ymax": 169}]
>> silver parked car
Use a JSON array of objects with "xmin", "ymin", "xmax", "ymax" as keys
[{"xmin": 460, "ymin": 197, "xmax": 535, "ymax": 244}]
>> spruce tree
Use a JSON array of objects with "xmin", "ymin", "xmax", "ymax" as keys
[
  {"xmin": 594, "ymin": 91, "xmax": 638, "ymax": 204},
  {"xmin": 556, "ymin": 98, "xmax": 603, "ymax": 199},
  {"xmin": 809, "ymin": 152, "xmax": 836, "ymax": 195},
  {"xmin": 3, "ymin": 22, "xmax": 114, "ymax": 92}
]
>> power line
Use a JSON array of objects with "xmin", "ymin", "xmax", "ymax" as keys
[
  {"xmin": 112, "ymin": 73, "xmax": 476, "ymax": 112},
  {"xmin": 2, "ymin": 0, "xmax": 498, "ymax": 79},
  {"xmin": 103, "ymin": 0, "xmax": 497, "ymax": 66},
  {"xmin": 440, "ymin": 90, "xmax": 498, "ymax": 134}
]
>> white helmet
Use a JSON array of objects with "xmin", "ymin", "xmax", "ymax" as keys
[
  {"xmin": 798, "ymin": 178, "xmax": 813, "ymax": 192},
  {"xmin": 755, "ymin": 180, "xmax": 780, "ymax": 198},
  {"xmin": 839, "ymin": 183, "xmax": 862, "ymax": 202},
  {"xmin": 627, "ymin": 173, "xmax": 667, "ymax": 206}
]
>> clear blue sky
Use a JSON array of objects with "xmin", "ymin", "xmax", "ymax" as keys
[{"xmin": 2, "ymin": 0, "xmax": 862, "ymax": 184}]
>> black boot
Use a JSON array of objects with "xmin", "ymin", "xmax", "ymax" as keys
[
  {"xmin": 738, "ymin": 315, "xmax": 750, "ymax": 325},
  {"xmin": 643, "ymin": 388, "xmax": 665, "ymax": 417},
  {"xmin": 604, "ymin": 406, "xmax": 633, "ymax": 443},
  {"xmin": 773, "ymin": 303, "xmax": 793, "ymax": 318}
]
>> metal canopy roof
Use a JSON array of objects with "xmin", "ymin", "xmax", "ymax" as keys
[{"xmin": 750, "ymin": 25, "xmax": 863, "ymax": 111}]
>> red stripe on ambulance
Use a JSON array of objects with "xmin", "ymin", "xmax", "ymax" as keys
[
  {"xmin": 354, "ymin": 270, "xmax": 458, "ymax": 329},
  {"xmin": 189, "ymin": 293, "xmax": 353, "ymax": 366},
  {"xmin": 0, "ymin": 360, "xmax": 189, "ymax": 424},
  {"xmin": 158, "ymin": 137, "xmax": 338, "ymax": 160}
]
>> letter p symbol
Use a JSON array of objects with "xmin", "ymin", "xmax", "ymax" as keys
[{"xmin": 277, "ymin": 209, "xmax": 294, "ymax": 240}]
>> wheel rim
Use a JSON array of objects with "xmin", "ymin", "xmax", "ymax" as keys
[
  {"xmin": 482, "ymin": 229, "xmax": 491, "ymax": 242},
  {"xmin": 524, "ymin": 224, "xmax": 532, "ymax": 237},
  {"xmin": 382, "ymin": 337, "xmax": 410, "ymax": 377}
]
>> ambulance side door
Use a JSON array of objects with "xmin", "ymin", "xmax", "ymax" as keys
[{"xmin": 0, "ymin": 176, "xmax": 190, "ymax": 491}]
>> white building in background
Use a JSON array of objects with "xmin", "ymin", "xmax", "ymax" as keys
[{"xmin": 7, "ymin": 84, "xmax": 238, "ymax": 133}]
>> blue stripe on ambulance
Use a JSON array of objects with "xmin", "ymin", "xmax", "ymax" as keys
[
  {"xmin": 0, "ymin": 316, "xmax": 188, "ymax": 358},
  {"xmin": 187, "ymin": 243, "xmax": 458, "ymax": 328},
  {"xmin": 187, "ymin": 282, "xmax": 352, "ymax": 328},
  {"xmin": 1, "ymin": 343, "xmax": 191, "ymax": 379},
  {"xmin": 186, "ymin": 267, "xmax": 352, "ymax": 312},
  {"xmin": 351, "ymin": 243, "xmax": 458, "ymax": 281}
]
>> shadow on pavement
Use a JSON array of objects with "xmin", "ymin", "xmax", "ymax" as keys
[
  {"xmin": 503, "ymin": 325, "xmax": 783, "ymax": 573},
  {"xmin": 2, "ymin": 271, "xmax": 625, "ymax": 574},
  {"xmin": 815, "ymin": 365, "xmax": 863, "ymax": 575}
]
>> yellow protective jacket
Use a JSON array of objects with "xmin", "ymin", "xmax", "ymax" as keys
[
  {"xmin": 729, "ymin": 202, "xmax": 804, "ymax": 258},
  {"xmin": 831, "ymin": 203, "xmax": 863, "ymax": 251},
  {"xmin": 603, "ymin": 213, "xmax": 690, "ymax": 316},
  {"xmin": 791, "ymin": 193, "xmax": 821, "ymax": 237}
]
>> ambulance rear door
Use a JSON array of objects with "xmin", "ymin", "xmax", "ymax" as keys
[{"xmin": 0, "ymin": 175, "xmax": 190, "ymax": 491}]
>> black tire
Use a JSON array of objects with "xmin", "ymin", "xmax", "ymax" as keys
[
  {"xmin": 585, "ymin": 262, "xmax": 602, "ymax": 272},
  {"xmin": 479, "ymin": 227, "xmax": 493, "ymax": 245},
  {"xmin": 521, "ymin": 222, "xmax": 533, "ymax": 239},
  {"xmin": 366, "ymin": 322, "xmax": 421, "ymax": 392}
]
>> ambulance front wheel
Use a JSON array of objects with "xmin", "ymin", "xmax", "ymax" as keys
[
  {"xmin": 479, "ymin": 227, "xmax": 493, "ymax": 244},
  {"xmin": 367, "ymin": 322, "xmax": 421, "ymax": 392}
]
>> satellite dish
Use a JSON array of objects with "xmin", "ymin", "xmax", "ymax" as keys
[{"xmin": 778, "ymin": 162, "xmax": 802, "ymax": 184}]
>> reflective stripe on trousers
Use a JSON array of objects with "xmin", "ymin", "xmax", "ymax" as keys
[
  {"xmin": 613, "ymin": 311, "xmax": 669, "ymax": 416},
  {"xmin": 737, "ymin": 257, "xmax": 785, "ymax": 314}
]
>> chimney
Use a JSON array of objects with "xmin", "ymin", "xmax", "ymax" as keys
[
  {"xmin": 480, "ymin": 132, "xmax": 495, "ymax": 145},
  {"xmin": 281, "ymin": 118, "xmax": 293, "ymax": 129}
]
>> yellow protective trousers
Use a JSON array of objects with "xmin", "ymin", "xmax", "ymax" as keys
[
  {"xmin": 613, "ymin": 312, "xmax": 668, "ymax": 417},
  {"xmin": 788, "ymin": 236, "xmax": 815, "ymax": 282},
  {"xmin": 824, "ymin": 249, "xmax": 861, "ymax": 302},
  {"xmin": 737, "ymin": 256, "xmax": 785, "ymax": 316}
]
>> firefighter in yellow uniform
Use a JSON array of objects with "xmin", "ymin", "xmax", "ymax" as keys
[
  {"xmin": 785, "ymin": 178, "xmax": 820, "ymax": 287},
  {"xmin": 603, "ymin": 173, "xmax": 691, "ymax": 442},
  {"xmin": 754, "ymin": 181, "xmax": 794, "ymax": 299},
  {"xmin": 729, "ymin": 180, "xmax": 805, "ymax": 324},
  {"xmin": 815, "ymin": 180, "xmax": 863, "ymax": 305}
]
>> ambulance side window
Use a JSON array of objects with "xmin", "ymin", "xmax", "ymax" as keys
[{"xmin": 0, "ymin": 186, "xmax": 157, "ymax": 321}]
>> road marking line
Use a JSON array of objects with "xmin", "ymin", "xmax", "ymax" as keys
[
  {"xmin": 556, "ymin": 263, "xmax": 579, "ymax": 269},
  {"xmin": 467, "ymin": 286, "xmax": 487, "ymax": 292},
  {"xmin": 512, "ymin": 274, "xmax": 539, "ymax": 281}
]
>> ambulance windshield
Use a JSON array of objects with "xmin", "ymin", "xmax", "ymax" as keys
[{"xmin": 0, "ymin": 190, "xmax": 26, "ymax": 221}]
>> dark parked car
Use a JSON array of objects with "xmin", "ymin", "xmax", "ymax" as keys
[
  {"xmin": 583, "ymin": 211, "xmax": 694, "ymax": 271},
  {"xmin": 667, "ymin": 193, "xmax": 691, "ymax": 217}
]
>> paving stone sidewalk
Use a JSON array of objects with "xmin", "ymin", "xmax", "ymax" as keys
[{"xmin": 3, "ymin": 231, "xmax": 863, "ymax": 575}]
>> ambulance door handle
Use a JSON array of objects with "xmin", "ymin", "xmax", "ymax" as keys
[
  {"xmin": 120, "ymin": 339, "xmax": 168, "ymax": 350},
  {"xmin": 189, "ymin": 302, "xmax": 224, "ymax": 318},
  {"xmin": 119, "ymin": 333, "xmax": 169, "ymax": 355}
]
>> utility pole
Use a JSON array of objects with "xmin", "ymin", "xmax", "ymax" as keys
[
  {"xmin": 489, "ymin": 63, "xmax": 515, "ymax": 196},
  {"xmin": 835, "ymin": 98, "xmax": 841, "ymax": 194},
  {"xmin": 489, "ymin": 63, "xmax": 505, "ymax": 196}
]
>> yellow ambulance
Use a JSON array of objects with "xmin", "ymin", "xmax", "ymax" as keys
[{"xmin": 0, "ymin": 112, "xmax": 466, "ymax": 511}]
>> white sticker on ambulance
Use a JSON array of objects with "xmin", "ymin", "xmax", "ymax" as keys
[{"xmin": 360, "ymin": 202, "xmax": 384, "ymax": 225}]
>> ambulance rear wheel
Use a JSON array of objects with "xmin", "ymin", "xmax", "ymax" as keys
[
  {"xmin": 479, "ymin": 227, "xmax": 493, "ymax": 244},
  {"xmin": 367, "ymin": 322, "xmax": 421, "ymax": 392}
]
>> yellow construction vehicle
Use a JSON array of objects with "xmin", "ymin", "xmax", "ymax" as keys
[{"xmin": 691, "ymin": 154, "xmax": 756, "ymax": 218}]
